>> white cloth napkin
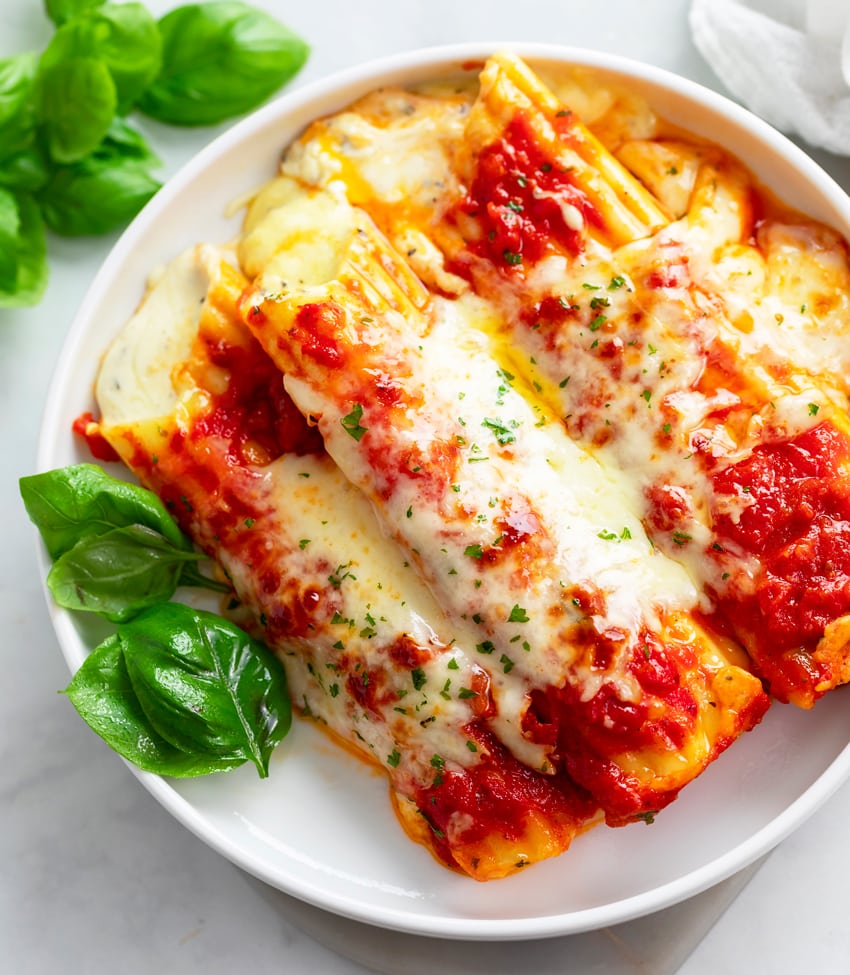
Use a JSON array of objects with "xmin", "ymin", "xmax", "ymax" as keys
[{"xmin": 689, "ymin": 0, "xmax": 850, "ymax": 154}]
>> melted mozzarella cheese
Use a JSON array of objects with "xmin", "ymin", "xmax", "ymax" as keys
[
  {"xmin": 252, "ymin": 452, "xmax": 492, "ymax": 772},
  {"xmin": 267, "ymin": 54, "xmax": 850, "ymax": 716},
  {"xmin": 98, "ymin": 53, "xmax": 850, "ymax": 873},
  {"xmin": 241, "ymin": 175, "xmax": 768, "ymax": 805},
  {"xmin": 96, "ymin": 239, "xmax": 609, "ymax": 878}
]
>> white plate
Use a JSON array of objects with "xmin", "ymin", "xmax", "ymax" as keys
[{"xmin": 37, "ymin": 43, "xmax": 850, "ymax": 941}]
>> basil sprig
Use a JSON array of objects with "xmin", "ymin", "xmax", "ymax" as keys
[
  {"xmin": 40, "ymin": 2, "xmax": 163, "ymax": 116},
  {"xmin": 20, "ymin": 463, "xmax": 229, "ymax": 622},
  {"xmin": 138, "ymin": 2, "xmax": 309, "ymax": 126},
  {"xmin": 0, "ymin": 0, "xmax": 309, "ymax": 306},
  {"xmin": 65, "ymin": 604, "xmax": 291, "ymax": 778},
  {"xmin": 22, "ymin": 463, "xmax": 292, "ymax": 778}
]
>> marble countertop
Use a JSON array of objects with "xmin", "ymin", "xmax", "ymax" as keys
[{"xmin": 4, "ymin": 1, "xmax": 850, "ymax": 972}]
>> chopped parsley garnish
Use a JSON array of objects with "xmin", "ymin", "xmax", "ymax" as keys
[
  {"xmin": 482, "ymin": 416, "xmax": 517, "ymax": 445},
  {"xmin": 507, "ymin": 604, "xmax": 529, "ymax": 623},
  {"xmin": 328, "ymin": 561, "xmax": 355, "ymax": 588},
  {"xmin": 465, "ymin": 543, "xmax": 484, "ymax": 559},
  {"xmin": 341, "ymin": 403, "xmax": 368, "ymax": 441}
]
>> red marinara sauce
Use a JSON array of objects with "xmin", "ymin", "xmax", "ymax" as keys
[
  {"xmin": 412, "ymin": 728, "xmax": 597, "ymax": 874},
  {"xmin": 449, "ymin": 111, "xmax": 603, "ymax": 273},
  {"xmin": 72, "ymin": 411, "xmax": 120, "ymax": 462},
  {"xmin": 191, "ymin": 329, "xmax": 324, "ymax": 466},
  {"xmin": 711, "ymin": 420, "xmax": 850, "ymax": 701},
  {"xmin": 519, "ymin": 627, "xmax": 707, "ymax": 821}
]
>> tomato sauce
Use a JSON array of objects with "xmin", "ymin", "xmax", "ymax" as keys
[
  {"xmin": 192, "ymin": 331, "xmax": 324, "ymax": 465},
  {"xmin": 72, "ymin": 411, "xmax": 120, "ymax": 462},
  {"xmin": 413, "ymin": 727, "xmax": 597, "ymax": 871},
  {"xmin": 711, "ymin": 421, "xmax": 850, "ymax": 698},
  {"xmin": 517, "ymin": 624, "xmax": 711, "ymax": 819},
  {"xmin": 449, "ymin": 111, "xmax": 602, "ymax": 273}
]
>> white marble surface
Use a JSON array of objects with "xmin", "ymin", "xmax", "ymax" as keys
[{"xmin": 3, "ymin": 1, "xmax": 850, "ymax": 972}]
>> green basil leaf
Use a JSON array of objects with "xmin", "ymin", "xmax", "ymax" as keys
[
  {"xmin": 0, "ymin": 191, "xmax": 47, "ymax": 308},
  {"xmin": 47, "ymin": 523, "xmax": 202, "ymax": 622},
  {"xmin": 37, "ymin": 149, "xmax": 160, "ymax": 235},
  {"xmin": 36, "ymin": 56, "xmax": 117, "ymax": 163},
  {"xmin": 45, "ymin": 0, "xmax": 107, "ymax": 28},
  {"xmin": 20, "ymin": 463, "xmax": 190, "ymax": 559},
  {"xmin": 121, "ymin": 602, "xmax": 291, "ymax": 777},
  {"xmin": 0, "ymin": 146, "xmax": 49, "ymax": 191},
  {"xmin": 0, "ymin": 188, "xmax": 20, "ymax": 291},
  {"xmin": 40, "ymin": 3, "xmax": 162, "ymax": 113},
  {"xmin": 0, "ymin": 52, "xmax": 38, "ymax": 161},
  {"xmin": 138, "ymin": 1, "xmax": 309, "ymax": 126},
  {"xmin": 98, "ymin": 116, "xmax": 161, "ymax": 168},
  {"xmin": 64, "ymin": 633, "xmax": 241, "ymax": 776}
]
